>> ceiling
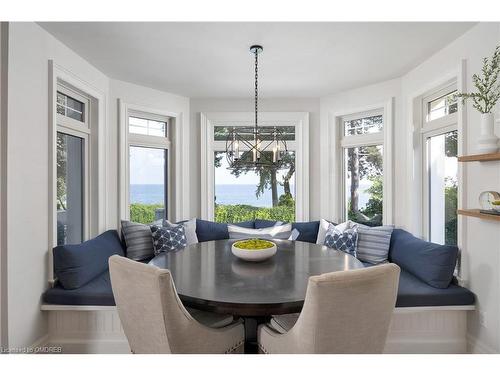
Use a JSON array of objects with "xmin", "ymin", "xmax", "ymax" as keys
[{"xmin": 39, "ymin": 22, "xmax": 476, "ymax": 98}]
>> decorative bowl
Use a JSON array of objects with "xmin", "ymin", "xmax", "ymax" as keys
[{"xmin": 231, "ymin": 239, "xmax": 277, "ymax": 262}]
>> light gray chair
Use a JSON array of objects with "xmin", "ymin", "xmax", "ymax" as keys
[
  {"xmin": 258, "ymin": 263, "xmax": 400, "ymax": 354},
  {"xmin": 109, "ymin": 255, "xmax": 245, "ymax": 354}
]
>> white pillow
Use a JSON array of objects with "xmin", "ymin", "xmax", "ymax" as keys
[
  {"xmin": 316, "ymin": 219, "xmax": 351, "ymax": 244},
  {"xmin": 228, "ymin": 223, "xmax": 292, "ymax": 240},
  {"xmin": 163, "ymin": 218, "xmax": 198, "ymax": 246}
]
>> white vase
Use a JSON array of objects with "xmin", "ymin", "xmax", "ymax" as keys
[{"xmin": 477, "ymin": 112, "xmax": 499, "ymax": 154}]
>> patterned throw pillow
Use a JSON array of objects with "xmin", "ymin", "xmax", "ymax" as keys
[
  {"xmin": 150, "ymin": 225, "xmax": 187, "ymax": 255},
  {"xmin": 324, "ymin": 223, "xmax": 358, "ymax": 256},
  {"xmin": 163, "ymin": 218, "xmax": 198, "ymax": 245}
]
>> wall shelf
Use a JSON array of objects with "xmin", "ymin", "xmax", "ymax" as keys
[
  {"xmin": 458, "ymin": 209, "xmax": 500, "ymax": 222},
  {"xmin": 458, "ymin": 152, "xmax": 500, "ymax": 162}
]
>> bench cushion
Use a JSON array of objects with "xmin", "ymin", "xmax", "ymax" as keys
[
  {"xmin": 396, "ymin": 269, "xmax": 475, "ymax": 307},
  {"xmin": 44, "ymin": 271, "xmax": 115, "ymax": 306},
  {"xmin": 53, "ymin": 230, "xmax": 124, "ymax": 290},
  {"xmin": 389, "ymin": 229, "xmax": 458, "ymax": 289},
  {"xmin": 43, "ymin": 266, "xmax": 475, "ymax": 309}
]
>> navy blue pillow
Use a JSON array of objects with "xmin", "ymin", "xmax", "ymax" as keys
[
  {"xmin": 255, "ymin": 219, "xmax": 280, "ymax": 229},
  {"xmin": 291, "ymin": 221, "xmax": 320, "ymax": 243},
  {"xmin": 195, "ymin": 219, "xmax": 229, "ymax": 242},
  {"xmin": 232, "ymin": 220, "xmax": 255, "ymax": 229},
  {"xmin": 53, "ymin": 230, "xmax": 124, "ymax": 290},
  {"xmin": 389, "ymin": 229, "xmax": 458, "ymax": 289}
]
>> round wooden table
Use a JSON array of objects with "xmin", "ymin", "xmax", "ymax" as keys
[{"xmin": 149, "ymin": 239, "xmax": 364, "ymax": 352}]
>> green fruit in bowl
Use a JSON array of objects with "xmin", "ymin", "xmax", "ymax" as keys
[
  {"xmin": 233, "ymin": 239, "xmax": 275, "ymax": 250},
  {"xmin": 492, "ymin": 200, "xmax": 500, "ymax": 206}
]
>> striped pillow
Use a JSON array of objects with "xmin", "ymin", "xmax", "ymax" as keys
[
  {"xmin": 121, "ymin": 220, "xmax": 154, "ymax": 261},
  {"xmin": 353, "ymin": 223, "xmax": 394, "ymax": 264}
]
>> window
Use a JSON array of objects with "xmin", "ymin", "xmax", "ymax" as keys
[
  {"xmin": 127, "ymin": 113, "xmax": 171, "ymax": 224},
  {"xmin": 57, "ymin": 91, "xmax": 85, "ymax": 122},
  {"xmin": 214, "ymin": 149, "xmax": 296, "ymax": 223},
  {"xmin": 212, "ymin": 125, "xmax": 297, "ymax": 223},
  {"xmin": 129, "ymin": 116, "xmax": 167, "ymax": 137},
  {"xmin": 426, "ymin": 90, "xmax": 458, "ymax": 122},
  {"xmin": 55, "ymin": 84, "xmax": 90, "ymax": 245},
  {"xmin": 341, "ymin": 111, "xmax": 384, "ymax": 226},
  {"xmin": 422, "ymin": 83, "xmax": 458, "ymax": 245}
]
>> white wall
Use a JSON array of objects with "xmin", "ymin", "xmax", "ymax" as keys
[
  {"xmin": 0, "ymin": 22, "xmax": 8, "ymax": 349},
  {"xmin": 401, "ymin": 22, "xmax": 500, "ymax": 353},
  {"xmin": 189, "ymin": 98, "xmax": 321, "ymax": 219},
  {"xmin": 319, "ymin": 78, "xmax": 403, "ymax": 225},
  {"xmin": 108, "ymin": 79, "xmax": 190, "ymax": 228},
  {"xmin": 6, "ymin": 22, "xmax": 110, "ymax": 349}
]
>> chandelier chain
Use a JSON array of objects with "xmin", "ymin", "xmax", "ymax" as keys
[{"xmin": 254, "ymin": 48, "xmax": 258, "ymax": 130}]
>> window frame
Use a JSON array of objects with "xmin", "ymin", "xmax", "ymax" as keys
[
  {"xmin": 55, "ymin": 84, "xmax": 91, "ymax": 245},
  {"xmin": 340, "ymin": 109, "xmax": 385, "ymax": 223},
  {"xmin": 200, "ymin": 112, "xmax": 310, "ymax": 222},
  {"xmin": 48, "ymin": 60, "xmax": 108, "ymax": 285},
  {"xmin": 126, "ymin": 110, "xmax": 172, "ymax": 223},
  {"xmin": 421, "ymin": 83, "xmax": 458, "ymax": 243},
  {"xmin": 325, "ymin": 99, "xmax": 394, "ymax": 225}
]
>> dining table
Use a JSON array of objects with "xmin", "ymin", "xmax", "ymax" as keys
[{"xmin": 149, "ymin": 238, "xmax": 364, "ymax": 353}]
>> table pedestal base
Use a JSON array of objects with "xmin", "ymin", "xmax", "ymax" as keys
[{"xmin": 243, "ymin": 317, "xmax": 267, "ymax": 354}]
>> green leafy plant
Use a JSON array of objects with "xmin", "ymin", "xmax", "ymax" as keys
[{"xmin": 456, "ymin": 45, "xmax": 500, "ymax": 114}]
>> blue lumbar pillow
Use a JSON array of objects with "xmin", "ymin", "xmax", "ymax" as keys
[
  {"xmin": 290, "ymin": 221, "xmax": 320, "ymax": 243},
  {"xmin": 53, "ymin": 230, "xmax": 124, "ymax": 290},
  {"xmin": 389, "ymin": 229, "xmax": 458, "ymax": 289},
  {"xmin": 195, "ymin": 219, "xmax": 230, "ymax": 242},
  {"xmin": 254, "ymin": 219, "xmax": 281, "ymax": 229}
]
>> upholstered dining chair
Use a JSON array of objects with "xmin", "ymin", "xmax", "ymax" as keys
[
  {"xmin": 109, "ymin": 255, "xmax": 245, "ymax": 354},
  {"xmin": 258, "ymin": 263, "xmax": 400, "ymax": 354}
]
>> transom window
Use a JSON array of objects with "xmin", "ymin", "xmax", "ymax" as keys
[
  {"xmin": 129, "ymin": 116, "xmax": 167, "ymax": 137},
  {"xmin": 344, "ymin": 113, "xmax": 383, "ymax": 136},
  {"xmin": 426, "ymin": 90, "xmax": 458, "ymax": 122}
]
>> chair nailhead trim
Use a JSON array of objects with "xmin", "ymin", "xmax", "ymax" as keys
[
  {"xmin": 257, "ymin": 343, "xmax": 269, "ymax": 354},
  {"xmin": 225, "ymin": 340, "xmax": 244, "ymax": 354}
]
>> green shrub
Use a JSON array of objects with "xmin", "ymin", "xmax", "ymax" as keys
[
  {"xmin": 130, "ymin": 203, "xmax": 164, "ymax": 224},
  {"xmin": 215, "ymin": 204, "xmax": 295, "ymax": 223}
]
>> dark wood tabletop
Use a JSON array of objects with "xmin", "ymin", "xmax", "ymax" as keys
[{"xmin": 149, "ymin": 239, "xmax": 364, "ymax": 316}]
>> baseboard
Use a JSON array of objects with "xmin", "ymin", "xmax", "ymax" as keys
[
  {"xmin": 48, "ymin": 339, "xmax": 130, "ymax": 354},
  {"xmin": 467, "ymin": 333, "xmax": 497, "ymax": 354}
]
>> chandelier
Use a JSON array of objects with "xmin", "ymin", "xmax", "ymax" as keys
[{"xmin": 225, "ymin": 45, "xmax": 288, "ymax": 170}]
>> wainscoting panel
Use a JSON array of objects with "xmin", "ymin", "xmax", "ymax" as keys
[
  {"xmin": 384, "ymin": 308, "xmax": 469, "ymax": 353},
  {"xmin": 43, "ymin": 306, "xmax": 472, "ymax": 354}
]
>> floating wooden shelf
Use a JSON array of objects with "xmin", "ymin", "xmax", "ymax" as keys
[
  {"xmin": 458, "ymin": 209, "xmax": 500, "ymax": 222},
  {"xmin": 458, "ymin": 152, "xmax": 500, "ymax": 162}
]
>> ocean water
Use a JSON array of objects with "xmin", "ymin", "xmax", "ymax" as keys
[
  {"xmin": 130, "ymin": 184, "xmax": 296, "ymax": 207},
  {"xmin": 130, "ymin": 183, "xmax": 372, "ymax": 208}
]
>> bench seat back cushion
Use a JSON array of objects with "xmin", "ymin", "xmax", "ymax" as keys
[
  {"xmin": 389, "ymin": 229, "xmax": 458, "ymax": 289},
  {"xmin": 53, "ymin": 230, "xmax": 124, "ymax": 290}
]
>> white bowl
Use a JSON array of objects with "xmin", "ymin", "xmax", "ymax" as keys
[{"xmin": 231, "ymin": 241, "xmax": 277, "ymax": 262}]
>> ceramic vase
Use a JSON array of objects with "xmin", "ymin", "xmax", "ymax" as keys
[{"xmin": 477, "ymin": 112, "xmax": 499, "ymax": 153}]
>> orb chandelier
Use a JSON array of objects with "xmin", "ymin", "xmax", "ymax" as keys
[{"xmin": 225, "ymin": 45, "xmax": 288, "ymax": 170}]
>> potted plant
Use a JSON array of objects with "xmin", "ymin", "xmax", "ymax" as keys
[{"xmin": 457, "ymin": 45, "xmax": 500, "ymax": 153}]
